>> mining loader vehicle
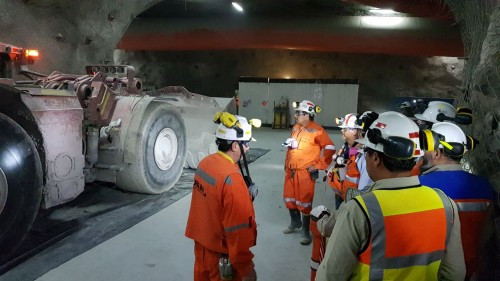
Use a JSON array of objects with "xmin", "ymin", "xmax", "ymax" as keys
[{"xmin": 0, "ymin": 42, "xmax": 222, "ymax": 260}]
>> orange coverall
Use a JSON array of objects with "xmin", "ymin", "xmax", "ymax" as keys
[
  {"xmin": 328, "ymin": 154, "xmax": 361, "ymax": 200},
  {"xmin": 185, "ymin": 152, "xmax": 257, "ymax": 281},
  {"xmin": 283, "ymin": 121, "xmax": 335, "ymax": 214}
]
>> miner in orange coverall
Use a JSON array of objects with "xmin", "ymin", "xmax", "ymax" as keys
[
  {"xmin": 185, "ymin": 112, "xmax": 260, "ymax": 281},
  {"xmin": 282, "ymin": 100, "xmax": 335, "ymax": 245},
  {"xmin": 309, "ymin": 112, "xmax": 376, "ymax": 281},
  {"xmin": 328, "ymin": 113, "xmax": 374, "ymax": 198}
]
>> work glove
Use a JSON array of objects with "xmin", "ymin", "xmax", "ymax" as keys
[
  {"xmin": 248, "ymin": 183, "xmax": 259, "ymax": 201},
  {"xmin": 283, "ymin": 138, "xmax": 298, "ymax": 149},
  {"xmin": 307, "ymin": 165, "xmax": 319, "ymax": 181},
  {"xmin": 311, "ymin": 205, "xmax": 330, "ymax": 222},
  {"xmin": 309, "ymin": 169, "xmax": 319, "ymax": 181},
  {"xmin": 244, "ymin": 175, "xmax": 258, "ymax": 201}
]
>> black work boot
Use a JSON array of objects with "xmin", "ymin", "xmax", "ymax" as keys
[
  {"xmin": 299, "ymin": 214, "xmax": 312, "ymax": 245},
  {"xmin": 283, "ymin": 209, "xmax": 302, "ymax": 234}
]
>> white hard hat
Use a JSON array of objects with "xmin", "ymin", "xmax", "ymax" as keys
[
  {"xmin": 338, "ymin": 113, "xmax": 363, "ymax": 129},
  {"xmin": 431, "ymin": 122, "xmax": 466, "ymax": 148},
  {"xmin": 215, "ymin": 115, "xmax": 255, "ymax": 141},
  {"xmin": 358, "ymin": 111, "xmax": 423, "ymax": 158},
  {"xmin": 294, "ymin": 100, "xmax": 320, "ymax": 115},
  {"xmin": 414, "ymin": 101, "xmax": 456, "ymax": 123}
]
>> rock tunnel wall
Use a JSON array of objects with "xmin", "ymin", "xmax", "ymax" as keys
[
  {"xmin": 114, "ymin": 49, "xmax": 463, "ymax": 113},
  {"xmin": 446, "ymin": 0, "xmax": 500, "ymax": 194},
  {"xmin": 0, "ymin": 0, "xmax": 158, "ymax": 74}
]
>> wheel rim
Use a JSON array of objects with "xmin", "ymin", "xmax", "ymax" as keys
[
  {"xmin": 0, "ymin": 168, "xmax": 7, "ymax": 215},
  {"xmin": 154, "ymin": 128, "xmax": 178, "ymax": 171}
]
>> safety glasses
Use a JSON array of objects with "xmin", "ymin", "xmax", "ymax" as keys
[
  {"xmin": 294, "ymin": 111, "xmax": 308, "ymax": 116},
  {"xmin": 341, "ymin": 128, "xmax": 358, "ymax": 132}
]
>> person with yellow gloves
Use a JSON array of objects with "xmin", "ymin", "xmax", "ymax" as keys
[
  {"xmin": 282, "ymin": 100, "xmax": 335, "ymax": 245},
  {"xmin": 185, "ymin": 112, "xmax": 260, "ymax": 281},
  {"xmin": 315, "ymin": 111, "xmax": 465, "ymax": 281}
]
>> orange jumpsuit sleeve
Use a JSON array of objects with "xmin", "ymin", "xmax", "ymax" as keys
[
  {"xmin": 221, "ymin": 173, "xmax": 257, "ymax": 277},
  {"xmin": 328, "ymin": 170, "xmax": 345, "ymax": 198},
  {"xmin": 313, "ymin": 129, "xmax": 335, "ymax": 170},
  {"xmin": 328, "ymin": 156, "xmax": 360, "ymax": 199}
]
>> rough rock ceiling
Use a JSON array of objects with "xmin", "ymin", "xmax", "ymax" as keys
[
  {"xmin": 138, "ymin": 0, "xmax": 369, "ymax": 18},
  {"xmin": 118, "ymin": 0, "xmax": 463, "ymax": 56}
]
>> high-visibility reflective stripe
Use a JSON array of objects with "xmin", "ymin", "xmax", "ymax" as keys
[
  {"xmin": 356, "ymin": 188, "xmax": 453, "ymax": 280},
  {"xmin": 362, "ymin": 188, "xmax": 452, "ymax": 280},
  {"xmin": 456, "ymin": 201, "xmax": 490, "ymax": 212},
  {"xmin": 346, "ymin": 175, "xmax": 360, "ymax": 184},
  {"xmin": 325, "ymin": 145, "xmax": 336, "ymax": 150},
  {"xmin": 224, "ymin": 176, "xmax": 232, "ymax": 186},
  {"xmin": 195, "ymin": 168, "xmax": 216, "ymax": 186},
  {"xmin": 284, "ymin": 198, "xmax": 311, "ymax": 208},
  {"xmin": 434, "ymin": 189, "xmax": 454, "ymax": 245},
  {"xmin": 305, "ymin": 128, "xmax": 317, "ymax": 133},
  {"xmin": 363, "ymin": 192, "xmax": 385, "ymax": 281},
  {"xmin": 296, "ymin": 201, "xmax": 312, "ymax": 208},
  {"xmin": 385, "ymin": 250, "xmax": 444, "ymax": 269},
  {"xmin": 224, "ymin": 222, "xmax": 250, "ymax": 232},
  {"xmin": 310, "ymin": 259, "xmax": 320, "ymax": 270}
]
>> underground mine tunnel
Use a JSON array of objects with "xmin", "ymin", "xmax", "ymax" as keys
[{"xmin": 0, "ymin": 0, "xmax": 498, "ymax": 280}]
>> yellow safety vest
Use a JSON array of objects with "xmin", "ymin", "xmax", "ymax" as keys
[{"xmin": 351, "ymin": 185, "xmax": 454, "ymax": 281}]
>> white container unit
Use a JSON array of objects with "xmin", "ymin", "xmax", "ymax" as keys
[{"xmin": 238, "ymin": 77, "xmax": 359, "ymax": 128}]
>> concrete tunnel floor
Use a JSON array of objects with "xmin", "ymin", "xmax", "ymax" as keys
[{"xmin": 4, "ymin": 127, "xmax": 344, "ymax": 281}]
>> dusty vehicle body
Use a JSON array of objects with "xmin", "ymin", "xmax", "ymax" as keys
[{"xmin": 0, "ymin": 42, "xmax": 220, "ymax": 260}]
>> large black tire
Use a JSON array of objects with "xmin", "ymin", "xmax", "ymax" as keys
[
  {"xmin": 0, "ymin": 113, "xmax": 43, "ymax": 262},
  {"xmin": 116, "ymin": 105, "xmax": 187, "ymax": 194}
]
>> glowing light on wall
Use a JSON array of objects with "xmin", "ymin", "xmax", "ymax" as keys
[
  {"xmin": 369, "ymin": 9, "xmax": 397, "ymax": 15},
  {"xmin": 361, "ymin": 16, "xmax": 404, "ymax": 27},
  {"xmin": 232, "ymin": 2, "xmax": 244, "ymax": 12}
]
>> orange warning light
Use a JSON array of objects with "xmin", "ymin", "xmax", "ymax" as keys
[{"xmin": 25, "ymin": 49, "xmax": 39, "ymax": 58}]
